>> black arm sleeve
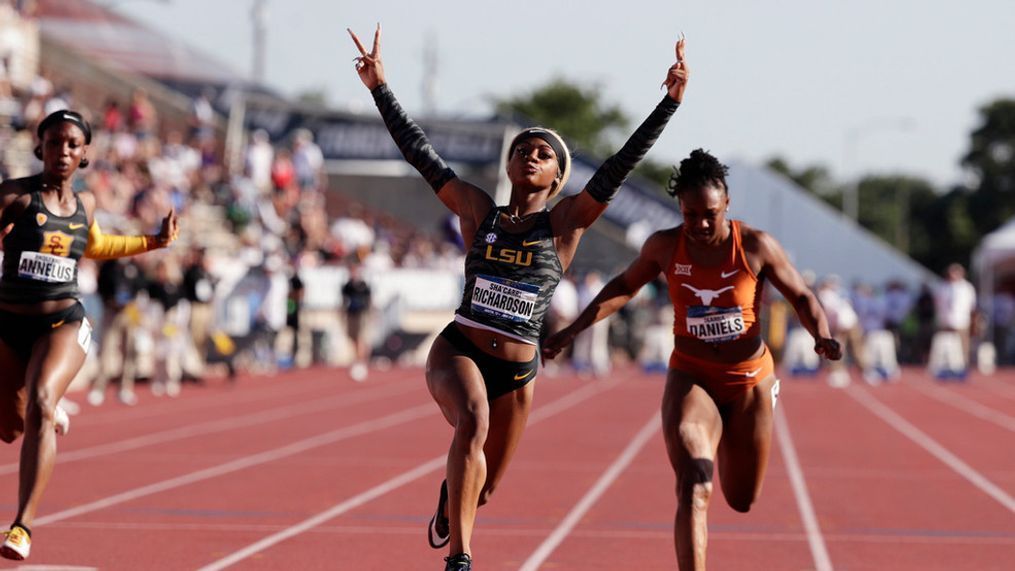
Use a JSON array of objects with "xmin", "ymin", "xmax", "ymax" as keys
[
  {"xmin": 585, "ymin": 95, "xmax": 680, "ymax": 204},
  {"xmin": 371, "ymin": 83, "xmax": 457, "ymax": 193}
]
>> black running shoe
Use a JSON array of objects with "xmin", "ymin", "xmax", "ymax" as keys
[
  {"xmin": 428, "ymin": 479, "xmax": 450, "ymax": 548},
  {"xmin": 444, "ymin": 553, "xmax": 472, "ymax": 571}
]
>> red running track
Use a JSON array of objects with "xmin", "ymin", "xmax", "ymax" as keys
[{"xmin": 0, "ymin": 365, "xmax": 1012, "ymax": 570}]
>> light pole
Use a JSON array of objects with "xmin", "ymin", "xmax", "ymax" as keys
[
  {"xmin": 842, "ymin": 117, "xmax": 914, "ymax": 222},
  {"xmin": 251, "ymin": 0, "xmax": 268, "ymax": 85}
]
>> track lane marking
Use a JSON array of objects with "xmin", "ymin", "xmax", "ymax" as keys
[
  {"xmin": 69, "ymin": 370, "xmax": 344, "ymax": 427},
  {"xmin": 518, "ymin": 411, "xmax": 659, "ymax": 571},
  {"xmin": 908, "ymin": 383, "xmax": 1015, "ymax": 432},
  {"xmin": 0, "ymin": 382, "xmax": 417, "ymax": 476},
  {"xmin": 34, "ymin": 402, "xmax": 437, "ymax": 526},
  {"xmin": 775, "ymin": 403, "xmax": 834, "ymax": 571},
  {"xmin": 848, "ymin": 386, "xmax": 1015, "ymax": 514},
  {"xmin": 196, "ymin": 379, "xmax": 620, "ymax": 571}
]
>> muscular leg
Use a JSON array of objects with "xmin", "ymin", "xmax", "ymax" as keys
[
  {"xmin": 0, "ymin": 341, "xmax": 27, "ymax": 444},
  {"xmin": 478, "ymin": 381, "xmax": 534, "ymax": 506},
  {"xmin": 716, "ymin": 375, "xmax": 778, "ymax": 513},
  {"xmin": 426, "ymin": 335, "xmax": 489, "ymax": 558},
  {"xmin": 16, "ymin": 322, "xmax": 88, "ymax": 527},
  {"xmin": 661, "ymin": 370, "xmax": 723, "ymax": 571}
]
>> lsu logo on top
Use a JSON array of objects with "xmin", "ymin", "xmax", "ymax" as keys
[{"xmin": 484, "ymin": 245, "xmax": 532, "ymax": 267}]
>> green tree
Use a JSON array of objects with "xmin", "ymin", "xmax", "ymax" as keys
[
  {"xmin": 765, "ymin": 157, "xmax": 843, "ymax": 209},
  {"xmin": 910, "ymin": 188, "xmax": 978, "ymax": 273},
  {"xmin": 962, "ymin": 98, "xmax": 1015, "ymax": 235},
  {"xmin": 494, "ymin": 78, "xmax": 628, "ymax": 159},
  {"xmin": 494, "ymin": 78, "xmax": 679, "ymax": 193},
  {"xmin": 855, "ymin": 175, "xmax": 937, "ymax": 257}
]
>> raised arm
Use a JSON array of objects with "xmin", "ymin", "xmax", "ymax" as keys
[
  {"xmin": 542, "ymin": 230, "xmax": 670, "ymax": 360},
  {"xmin": 348, "ymin": 25, "xmax": 493, "ymax": 229},
  {"xmin": 552, "ymin": 36, "xmax": 689, "ymax": 232},
  {"xmin": 82, "ymin": 194, "xmax": 178, "ymax": 259},
  {"xmin": 754, "ymin": 230, "xmax": 842, "ymax": 360}
]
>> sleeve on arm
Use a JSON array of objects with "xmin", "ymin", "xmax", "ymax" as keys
[
  {"xmin": 585, "ymin": 96, "xmax": 680, "ymax": 204},
  {"xmin": 371, "ymin": 83, "xmax": 457, "ymax": 193},
  {"xmin": 84, "ymin": 221, "xmax": 157, "ymax": 260}
]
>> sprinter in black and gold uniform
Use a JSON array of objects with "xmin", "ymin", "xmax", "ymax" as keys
[
  {"xmin": 350, "ymin": 26, "xmax": 690, "ymax": 571},
  {"xmin": 0, "ymin": 110, "xmax": 178, "ymax": 561}
]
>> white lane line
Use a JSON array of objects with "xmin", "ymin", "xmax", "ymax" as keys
[
  {"xmin": 848, "ymin": 386, "xmax": 1015, "ymax": 514},
  {"xmin": 518, "ymin": 411, "xmax": 659, "ymax": 571},
  {"xmin": 35, "ymin": 403, "xmax": 436, "ymax": 526},
  {"xmin": 198, "ymin": 379, "xmax": 619, "ymax": 571},
  {"xmin": 0, "ymin": 383, "xmax": 416, "ymax": 476},
  {"xmin": 198, "ymin": 457, "xmax": 446, "ymax": 571},
  {"xmin": 909, "ymin": 383, "xmax": 1015, "ymax": 432},
  {"xmin": 74, "ymin": 373, "xmax": 335, "ymax": 427},
  {"xmin": 774, "ymin": 403, "xmax": 834, "ymax": 571}
]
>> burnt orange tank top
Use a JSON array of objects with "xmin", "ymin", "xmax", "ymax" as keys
[{"xmin": 666, "ymin": 220, "xmax": 762, "ymax": 343}]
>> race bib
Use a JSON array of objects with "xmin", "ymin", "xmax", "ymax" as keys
[
  {"xmin": 686, "ymin": 305, "xmax": 746, "ymax": 343},
  {"xmin": 471, "ymin": 275, "xmax": 539, "ymax": 323},
  {"xmin": 17, "ymin": 251, "xmax": 76, "ymax": 283},
  {"xmin": 77, "ymin": 318, "xmax": 93, "ymax": 353}
]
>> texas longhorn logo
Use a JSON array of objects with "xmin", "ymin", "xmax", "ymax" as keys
[{"xmin": 681, "ymin": 283, "xmax": 733, "ymax": 306}]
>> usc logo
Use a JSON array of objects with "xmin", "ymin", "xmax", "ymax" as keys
[{"xmin": 41, "ymin": 231, "xmax": 74, "ymax": 257}]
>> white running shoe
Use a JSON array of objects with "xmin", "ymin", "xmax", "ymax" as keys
[
  {"xmin": 0, "ymin": 525, "xmax": 30, "ymax": 560},
  {"xmin": 54, "ymin": 405, "xmax": 70, "ymax": 436},
  {"xmin": 86, "ymin": 389, "xmax": 105, "ymax": 406},
  {"xmin": 118, "ymin": 390, "xmax": 138, "ymax": 406},
  {"xmin": 57, "ymin": 397, "xmax": 80, "ymax": 415}
]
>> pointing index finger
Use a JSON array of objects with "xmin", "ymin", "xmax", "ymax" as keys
[{"xmin": 347, "ymin": 28, "xmax": 368, "ymax": 56}]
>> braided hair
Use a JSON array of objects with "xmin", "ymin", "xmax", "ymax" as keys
[{"xmin": 667, "ymin": 148, "xmax": 729, "ymax": 198}]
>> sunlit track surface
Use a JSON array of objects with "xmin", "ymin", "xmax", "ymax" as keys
[{"xmin": 0, "ymin": 366, "xmax": 1011, "ymax": 570}]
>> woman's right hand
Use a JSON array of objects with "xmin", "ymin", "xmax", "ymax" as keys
[
  {"xmin": 542, "ymin": 327, "xmax": 577, "ymax": 361},
  {"xmin": 348, "ymin": 24, "xmax": 385, "ymax": 90}
]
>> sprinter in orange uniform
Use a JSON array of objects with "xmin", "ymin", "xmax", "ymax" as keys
[{"xmin": 544, "ymin": 149, "xmax": 841, "ymax": 571}]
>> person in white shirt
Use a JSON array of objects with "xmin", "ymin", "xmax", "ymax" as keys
[
  {"xmin": 817, "ymin": 276, "xmax": 864, "ymax": 387},
  {"xmin": 933, "ymin": 263, "xmax": 977, "ymax": 365}
]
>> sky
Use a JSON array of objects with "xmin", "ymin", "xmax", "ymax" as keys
[{"xmin": 114, "ymin": 0, "xmax": 1015, "ymax": 189}]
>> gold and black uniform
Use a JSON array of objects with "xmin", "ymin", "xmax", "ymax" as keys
[
  {"xmin": 455, "ymin": 206, "xmax": 563, "ymax": 344},
  {"xmin": 1, "ymin": 190, "xmax": 89, "ymax": 303},
  {"xmin": 0, "ymin": 189, "xmax": 90, "ymax": 360}
]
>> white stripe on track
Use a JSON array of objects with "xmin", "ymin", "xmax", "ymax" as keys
[
  {"xmin": 0, "ymin": 382, "xmax": 415, "ymax": 476},
  {"xmin": 34, "ymin": 403, "xmax": 436, "ymax": 526},
  {"xmin": 197, "ymin": 379, "xmax": 618, "ymax": 571},
  {"xmin": 909, "ymin": 383, "xmax": 1015, "ymax": 432},
  {"xmin": 75, "ymin": 373, "xmax": 334, "ymax": 428},
  {"xmin": 848, "ymin": 386, "xmax": 1015, "ymax": 513},
  {"xmin": 774, "ymin": 404, "xmax": 834, "ymax": 571},
  {"xmin": 197, "ymin": 457, "xmax": 447, "ymax": 571},
  {"xmin": 518, "ymin": 411, "xmax": 659, "ymax": 571}
]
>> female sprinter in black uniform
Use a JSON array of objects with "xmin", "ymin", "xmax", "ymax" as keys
[
  {"xmin": 0, "ymin": 110, "xmax": 178, "ymax": 561},
  {"xmin": 349, "ymin": 25, "xmax": 689, "ymax": 571}
]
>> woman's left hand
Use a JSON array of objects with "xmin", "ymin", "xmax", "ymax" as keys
[
  {"xmin": 663, "ymin": 34, "xmax": 690, "ymax": 103},
  {"xmin": 814, "ymin": 337, "xmax": 842, "ymax": 361},
  {"xmin": 156, "ymin": 209, "xmax": 179, "ymax": 247}
]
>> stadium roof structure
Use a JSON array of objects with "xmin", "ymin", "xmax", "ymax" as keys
[
  {"xmin": 726, "ymin": 161, "xmax": 936, "ymax": 287},
  {"xmin": 35, "ymin": 0, "xmax": 246, "ymax": 85}
]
